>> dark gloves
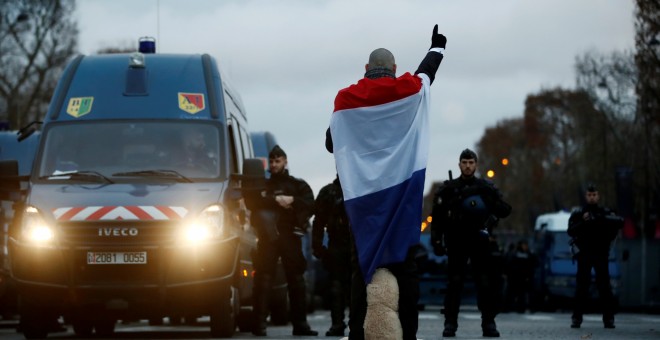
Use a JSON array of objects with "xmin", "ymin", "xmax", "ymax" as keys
[
  {"xmin": 431, "ymin": 24, "xmax": 447, "ymax": 49},
  {"xmin": 312, "ymin": 246, "xmax": 327, "ymax": 260}
]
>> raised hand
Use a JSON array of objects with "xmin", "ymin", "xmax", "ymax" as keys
[{"xmin": 431, "ymin": 24, "xmax": 447, "ymax": 49}]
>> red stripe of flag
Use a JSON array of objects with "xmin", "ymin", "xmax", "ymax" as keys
[{"xmin": 334, "ymin": 72, "xmax": 422, "ymax": 112}]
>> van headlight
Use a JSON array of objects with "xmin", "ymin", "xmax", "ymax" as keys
[
  {"xmin": 21, "ymin": 206, "xmax": 55, "ymax": 244},
  {"xmin": 182, "ymin": 204, "xmax": 225, "ymax": 243}
]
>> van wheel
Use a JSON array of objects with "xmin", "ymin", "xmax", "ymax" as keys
[
  {"xmin": 72, "ymin": 314, "xmax": 93, "ymax": 337},
  {"xmin": 210, "ymin": 287, "xmax": 235, "ymax": 338},
  {"xmin": 19, "ymin": 297, "xmax": 49, "ymax": 339},
  {"xmin": 72, "ymin": 320, "xmax": 93, "ymax": 337},
  {"xmin": 94, "ymin": 318, "xmax": 116, "ymax": 337},
  {"xmin": 21, "ymin": 316, "xmax": 49, "ymax": 339},
  {"xmin": 236, "ymin": 308, "xmax": 253, "ymax": 332}
]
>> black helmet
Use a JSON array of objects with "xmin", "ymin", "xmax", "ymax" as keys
[
  {"xmin": 459, "ymin": 148, "xmax": 478, "ymax": 162},
  {"xmin": 269, "ymin": 145, "xmax": 287, "ymax": 159}
]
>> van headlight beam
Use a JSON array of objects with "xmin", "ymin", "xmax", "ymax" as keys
[
  {"xmin": 22, "ymin": 206, "xmax": 55, "ymax": 244},
  {"xmin": 182, "ymin": 204, "xmax": 225, "ymax": 244}
]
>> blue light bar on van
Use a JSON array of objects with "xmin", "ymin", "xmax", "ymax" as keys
[{"xmin": 138, "ymin": 36, "xmax": 156, "ymax": 54}]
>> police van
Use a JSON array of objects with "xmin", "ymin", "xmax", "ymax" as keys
[{"xmin": 6, "ymin": 39, "xmax": 263, "ymax": 338}]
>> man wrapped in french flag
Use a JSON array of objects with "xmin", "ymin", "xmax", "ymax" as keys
[{"xmin": 326, "ymin": 25, "xmax": 446, "ymax": 340}]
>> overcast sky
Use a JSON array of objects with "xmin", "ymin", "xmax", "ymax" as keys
[{"xmin": 75, "ymin": 0, "xmax": 636, "ymax": 196}]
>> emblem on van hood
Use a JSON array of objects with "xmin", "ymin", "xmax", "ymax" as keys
[
  {"xmin": 98, "ymin": 227, "xmax": 139, "ymax": 237},
  {"xmin": 66, "ymin": 97, "xmax": 94, "ymax": 118},
  {"xmin": 178, "ymin": 92, "xmax": 205, "ymax": 114},
  {"xmin": 53, "ymin": 206, "xmax": 188, "ymax": 221}
]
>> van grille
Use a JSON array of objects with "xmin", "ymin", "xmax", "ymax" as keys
[{"xmin": 57, "ymin": 220, "xmax": 179, "ymax": 246}]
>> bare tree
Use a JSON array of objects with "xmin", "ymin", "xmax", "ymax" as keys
[
  {"xmin": 0, "ymin": 0, "xmax": 78, "ymax": 130},
  {"xmin": 474, "ymin": 89, "xmax": 609, "ymax": 233},
  {"xmin": 575, "ymin": 49, "xmax": 637, "ymax": 120},
  {"xmin": 634, "ymin": 0, "xmax": 660, "ymax": 239},
  {"xmin": 96, "ymin": 43, "xmax": 136, "ymax": 54},
  {"xmin": 476, "ymin": 117, "xmax": 531, "ymax": 233}
]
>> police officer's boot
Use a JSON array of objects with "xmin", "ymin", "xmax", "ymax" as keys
[
  {"xmin": 603, "ymin": 314, "xmax": 615, "ymax": 329},
  {"xmin": 289, "ymin": 275, "xmax": 318, "ymax": 336},
  {"xmin": 326, "ymin": 279, "xmax": 346, "ymax": 336},
  {"xmin": 442, "ymin": 317, "xmax": 458, "ymax": 337},
  {"xmin": 570, "ymin": 314, "xmax": 582, "ymax": 328},
  {"xmin": 251, "ymin": 274, "xmax": 271, "ymax": 336},
  {"xmin": 481, "ymin": 319, "xmax": 500, "ymax": 338}
]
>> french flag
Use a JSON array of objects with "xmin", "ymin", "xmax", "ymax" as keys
[{"xmin": 330, "ymin": 71, "xmax": 431, "ymax": 284}]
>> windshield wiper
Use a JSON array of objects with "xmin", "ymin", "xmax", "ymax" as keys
[
  {"xmin": 40, "ymin": 170, "xmax": 114, "ymax": 184},
  {"xmin": 111, "ymin": 170, "xmax": 193, "ymax": 183}
]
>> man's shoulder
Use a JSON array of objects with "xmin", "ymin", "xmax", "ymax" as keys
[
  {"xmin": 473, "ymin": 177, "xmax": 494, "ymax": 187},
  {"xmin": 287, "ymin": 174, "xmax": 311, "ymax": 187},
  {"xmin": 318, "ymin": 182, "xmax": 337, "ymax": 194},
  {"xmin": 570, "ymin": 206, "xmax": 584, "ymax": 216},
  {"xmin": 435, "ymin": 179, "xmax": 460, "ymax": 195},
  {"xmin": 442, "ymin": 178, "xmax": 461, "ymax": 186}
]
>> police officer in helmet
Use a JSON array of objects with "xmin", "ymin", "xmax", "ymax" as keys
[
  {"xmin": 248, "ymin": 145, "xmax": 318, "ymax": 337},
  {"xmin": 568, "ymin": 184, "xmax": 622, "ymax": 329},
  {"xmin": 431, "ymin": 148, "xmax": 512, "ymax": 338}
]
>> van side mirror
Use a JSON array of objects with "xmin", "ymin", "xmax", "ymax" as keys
[
  {"xmin": 242, "ymin": 158, "xmax": 266, "ymax": 183},
  {"xmin": 0, "ymin": 160, "xmax": 20, "ymax": 200},
  {"xmin": 228, "ymin": 158, "xmax": 266, "ymax": 203}
]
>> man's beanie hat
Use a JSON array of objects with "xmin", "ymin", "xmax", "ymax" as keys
[
  {"xmin": 586, "ymin": 183, "xmax": 598, "ymax": 192},
  {"xmin": 269, "ymin": 145, "xmax": 287, "ymax": 159},
  {"xmin": 459, "ymin": 148, "xmax": 478, "ymax": 161}
]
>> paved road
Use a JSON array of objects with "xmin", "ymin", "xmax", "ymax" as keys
[{"xmin": 1, "ymin": 306, "xmax": 658, "ymax": 339}]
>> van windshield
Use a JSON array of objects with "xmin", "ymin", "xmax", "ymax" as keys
[{"xmin": 37, "ymin": 121, "xmax": 224, "ymax": 181}]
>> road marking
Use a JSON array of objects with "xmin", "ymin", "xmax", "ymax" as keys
[
  {"xmin": 308, "ymin": 314, "xmax": 328, "ymax": 320},
  {"xmin": 523, "ymin": 314, "xmax": 555, "ymax": 321},
  {"xmin": 461, "ymin": 313, "xmax": 482, "ymax": 320},
  {"xmin": 640, "ymin": 316, "xmax": 660, "ymax": 322}
]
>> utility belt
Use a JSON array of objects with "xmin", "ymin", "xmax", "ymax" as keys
[
  {"xmin": 448, "ymin": 210, "xmax": 497, "ymax": 229},
  {"xmin": 445, "ymin": 212, "xmax": 498, "ymax": 244}
]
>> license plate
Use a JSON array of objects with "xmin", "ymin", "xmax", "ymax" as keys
[{"xmin": 87, "ymin": 252, "xmax": 147, "ymax": 264}]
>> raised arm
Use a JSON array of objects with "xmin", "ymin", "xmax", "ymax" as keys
[{"xmin": 415, "ymin": 24, "xmax": 446, "ymax": 84}]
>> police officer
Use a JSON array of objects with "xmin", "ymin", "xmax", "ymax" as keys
[
  {"xmin": 431, "ymin": 149, "xmax": 511, "ymax": 338},
  {"xmin": 504, "ymin": 239, "xmax": 537, "ymax": 313},
  {"xmin": 248, "ymin": 145, "xmax": 318, "ymax": 337},
  {"xmin": 568, "ymin": 184, "xmax": 622, "ymax": 329},
  {"xmin": 311, "ymin": 175, "xmax": 352, "ymax": 336}
]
